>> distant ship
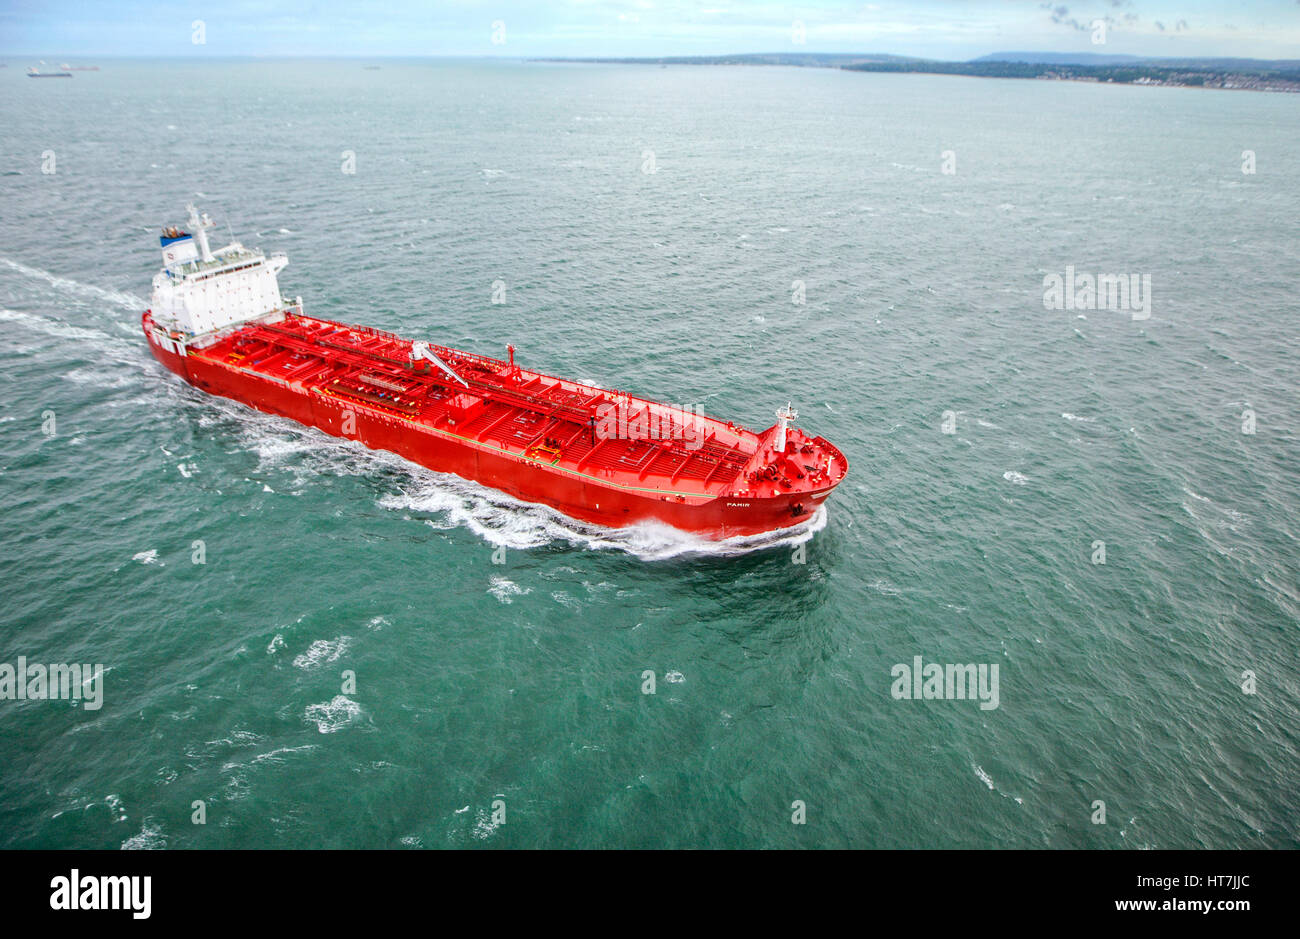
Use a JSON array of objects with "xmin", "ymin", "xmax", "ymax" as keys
[
  {"xmin": 142, "ymin": 207, "xmax": 847, "ymax": 539},
  {"xmin": 27, "ymin": 67, "xmax": 71, "ymax": 78}
]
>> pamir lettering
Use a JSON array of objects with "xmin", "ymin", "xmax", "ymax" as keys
[
  {"xmin": 49, "ymin": 870, "xmax": 151, "ymax": 919},
  {"xmin": 890, "ymin": 656, "xmax": 999, "ymax": 710}
]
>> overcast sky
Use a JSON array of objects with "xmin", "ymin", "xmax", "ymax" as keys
[{"xmin": 4, "ymin": 1, "xmax": 1299, "ymax": 60}]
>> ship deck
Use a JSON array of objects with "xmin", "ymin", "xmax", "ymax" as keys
[{"xmin": 193, "ymin": 312, "xmax": 776, "ymax": 499}]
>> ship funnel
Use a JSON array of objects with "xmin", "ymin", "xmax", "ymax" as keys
[
  {"xmin": 411, "ymin": 341, "xmax": 469, "ymax": 387},
  {"xmin": 775, "ymin": 402, "xmax": 798, "ymax": 453},
  {"xmin": 186, "ymin": 203, "xmax": 215, "ymax": 262}
]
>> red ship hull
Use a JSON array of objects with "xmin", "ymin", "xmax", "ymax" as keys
[{"xmin": 143, "ymin": 310, "xmax": 847, "ymax": 540}]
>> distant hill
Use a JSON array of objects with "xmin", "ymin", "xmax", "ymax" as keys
[
  {"xmin": 972, "ymin": 52, "xmax": 1145, "ymax": 66},
  {"xmin": 541, "ymin": 51, "xmax": 1300, "ymax": 73},
  {"xmin": 974, "ymin": 52, "xmax": 1300, "ymax": 70},
  {"xmin": 846, "ymin": 57, "xmax": 1300, "ymax": 92},
  {"xmin": 535, "ymin": 52, "xmax": 922, "ymax": 67},
  {"xmin": 536, "ymin": 51, "xmax": 1300, "ymax": 92}
]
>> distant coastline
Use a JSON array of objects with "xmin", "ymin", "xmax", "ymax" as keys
[{"xmin": 535, "ymin": 52, "xmax": 1300, "ymax": 94}]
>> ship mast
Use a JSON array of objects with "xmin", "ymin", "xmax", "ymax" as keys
[
  {"xmin": 775, "ymin": 402, "xmax": 797, "ymax": 453},
  {"xmin": 186, "ymin": 203, "xmax": 215, "ymax": 262}
]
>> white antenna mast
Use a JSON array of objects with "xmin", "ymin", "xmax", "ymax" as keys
[
  {"xmin": 186, "ymin": 203, "xmax": 215, "ymax": 262},
  {"xmin": 775, "ymin": 402, "xmax": 797, "ymax": 453}
]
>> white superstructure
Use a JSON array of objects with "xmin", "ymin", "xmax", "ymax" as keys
[{"xmin": 149, "ymin": 205, "xmax": 290, "ymax": 336}]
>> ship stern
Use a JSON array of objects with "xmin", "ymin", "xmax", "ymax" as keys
[{"xmin": 142, "ymin": 311, "xmax": 190, "ymax": 379}]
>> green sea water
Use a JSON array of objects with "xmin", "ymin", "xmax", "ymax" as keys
[{"xmin": 0, "ymin": 59, "xmax": 1297, "ymax": 848}]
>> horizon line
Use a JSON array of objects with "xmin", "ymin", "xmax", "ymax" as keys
[{"xmin": 5, "ymin": 50, "xmax": 1299, "ymax": 64}]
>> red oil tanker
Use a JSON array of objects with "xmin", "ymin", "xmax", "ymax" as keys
[{"xmin": 143, "ymin": 207, "xmax": 847, "ymax": 539}]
